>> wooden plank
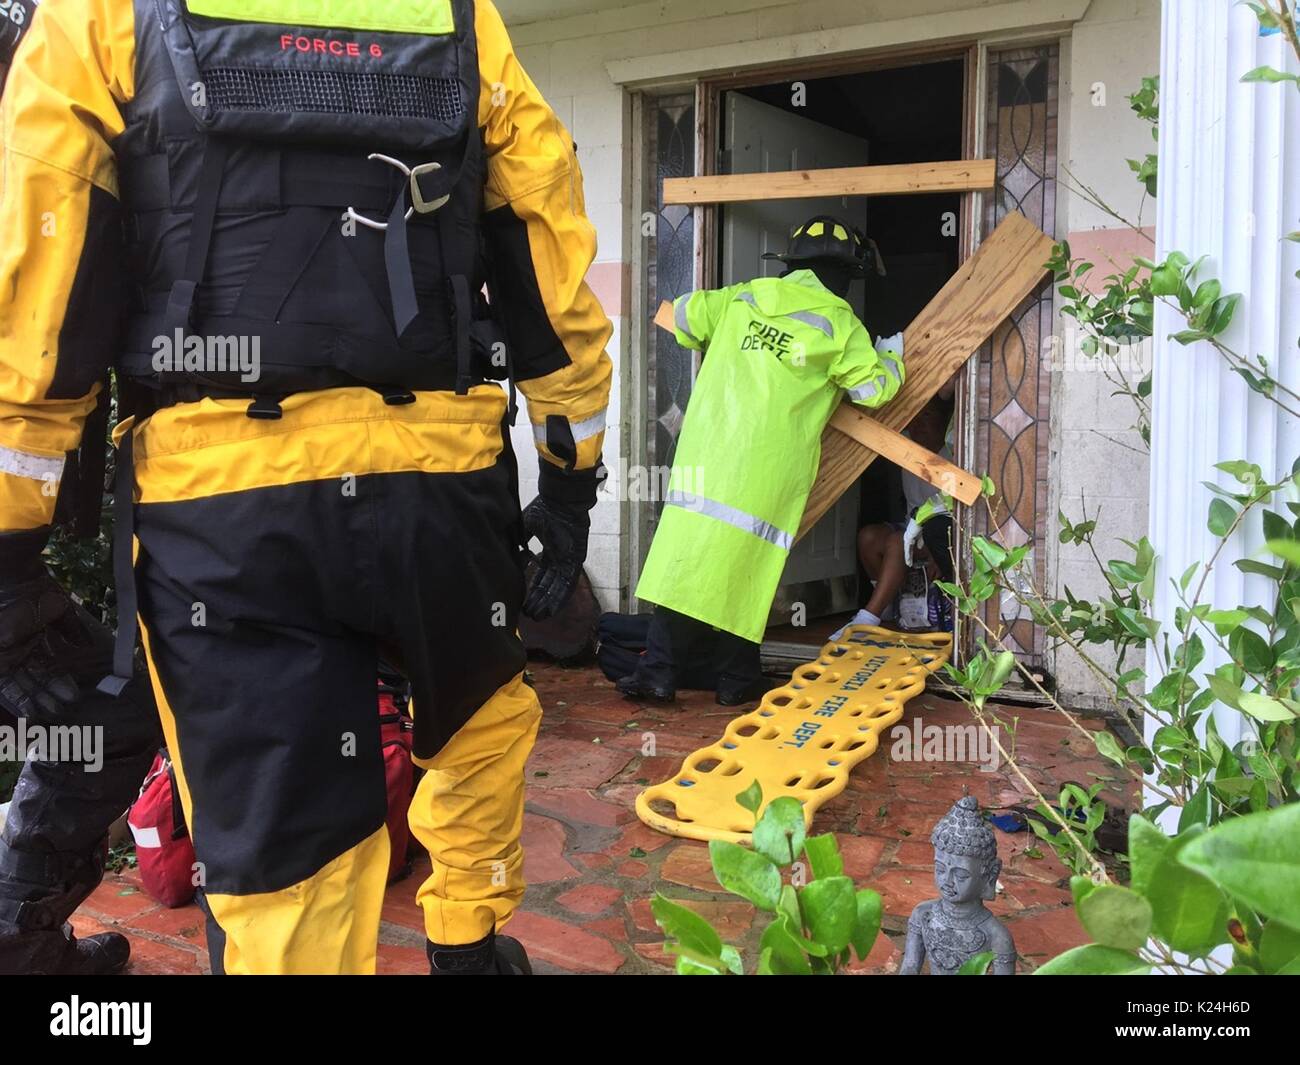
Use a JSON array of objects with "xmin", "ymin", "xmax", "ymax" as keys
[
  {"xmin": 798, "ymin": 211, "xmax": 1055, "ymax": 538},
  {"xmin": 827, "ymin": 406, "xmax": 981, "ymax": 506},
  {"xmin": 663, "ymin": 159, "xmax": 996, "ymax": 206},
  {"xmin": 651, "ymin": 302, "xmax": 977, "ymax": 503}
]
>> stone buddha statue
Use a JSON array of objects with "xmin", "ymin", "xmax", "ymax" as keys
[{"xmin": 899, "ymin": 795, "xmax": 1016, "ymax": 975}]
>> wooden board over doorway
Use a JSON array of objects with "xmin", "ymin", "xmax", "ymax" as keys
[
  {"xmin": 798, "ymin": 211, "xmax": 1055, "ymax": 538},
  {"xmin": 663, "ymin": 159, "xmax": 995, "ymax": 205}
]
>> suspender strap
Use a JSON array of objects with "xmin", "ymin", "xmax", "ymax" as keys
[
  {"xmin": 163, "ymin": 137, "xmax": 230, "ymax": 338},
  {"xmin": 75, "ymin": 380, "xmax": 111, "ymax": 538},
  {"xmin": 384, "ymin": 192, "xmax": 421, "ymax": 336},
  {"xmin": 449, "ymin": 274, "xmax": 473, "ymax": 396},
  {"xmin": 97, "ymin": 428, "xmax": 137, "ymax": 697},
  {"xmin": 384, "ymin": 131, "xmax": 474, "ymax": 337}
]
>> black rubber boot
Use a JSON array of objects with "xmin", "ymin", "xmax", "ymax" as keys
[
  {"xmin": 428, "ymin": 932, "xmax": 533, "ymax": 975},
  {"xmin": 616, "ymin": 675, "xmax": 676, "ymax": 702},
  {"xmin": 0, "ymin": 846, "xmax": 130, "ymax": 975},
  {"xmin": 0, "ymin": 922, "xmax": 130, "ymax": 975},
  {"xmin": 716, "ymin": 678, "xmax": 772, "ymax": 707}
]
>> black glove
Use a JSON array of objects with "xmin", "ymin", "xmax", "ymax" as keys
[
  {"xmin": 0, "ymin": 527, "xmax": 109, "ymax": 719},
  {"xmin": 521, "ymin": 463, "xmax": 599, "ymax": 621}
]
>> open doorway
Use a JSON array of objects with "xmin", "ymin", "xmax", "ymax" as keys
[{"xmin": 709, "ymin": 60, "xmax": 968, "ymax": 654}]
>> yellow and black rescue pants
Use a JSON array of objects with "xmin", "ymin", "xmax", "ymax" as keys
[{"xmin": 129, "ymin": 385, "xmax": 540, "ymax": 974}]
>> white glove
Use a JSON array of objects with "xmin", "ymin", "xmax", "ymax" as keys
[
  {"xmin": 902, "ymin": 516, "xmax": 923, "ymax": 567},
  {"xmin": 873, "ymin": 332, "xmax": 904, "ymax": 359}
]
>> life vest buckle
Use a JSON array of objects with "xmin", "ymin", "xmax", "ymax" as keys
[
  {"xmin": 343, "ymin": 154, "xmax": 449, "ymax": 231},
  {"xmin": 246, "ymin": 396, "xmax": 284, "ymax": 420},
  {"xmin": 408, "ymin": 162, "xmax": 450, "ymax": 215}
]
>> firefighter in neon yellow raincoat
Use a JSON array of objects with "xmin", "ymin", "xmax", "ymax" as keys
[{"xmin": 620, "ymin": 216, "xmax": 904, "ymax": 704}]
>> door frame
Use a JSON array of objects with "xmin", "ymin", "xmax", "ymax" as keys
[
  {"xmin": 626, "ymin": 29, "xmax": 1068, "ymax": 672},
  {"xmin": 700, "ymin": 46, "xmax": 982, "ymax": 667}
]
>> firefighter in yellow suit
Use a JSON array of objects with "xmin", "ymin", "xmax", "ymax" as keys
[{"xmin": 0, "ymin": 0, "xmax": 611, "ymax": 974}]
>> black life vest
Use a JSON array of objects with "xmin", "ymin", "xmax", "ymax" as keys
[
  {"xmin": 0, "ymin": 1, "xmax": 38, "ymax": 72},
  {"xmin": 115, "ymin": 0, "xmax": 501, "ymax": 412}
]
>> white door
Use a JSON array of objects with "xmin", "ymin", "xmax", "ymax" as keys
[{"xmin": 721, "ymin": 93, "xmax": 869, "ymax": 591}]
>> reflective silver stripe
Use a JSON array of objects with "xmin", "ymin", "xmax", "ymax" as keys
[
  {"xmin": 665, "ymin": 490, "xmax": 793, "ymax": 550},
  {"xmin": 569, "ymin": 409, "xmax": 607, "ymax": 443},
  {"xmin": 531, "ymin": 408, "xmax": 609, "ymax": 446},
  {"xmin": 736, "ymin": 293, "xmax": 833, "ymax": 338},
  {"xmin": 848, "ymin": 379, "xmax": 883, "ymax": 405},
  {"xmin": 674, "ymin": 298, "xmax": 701, "ymax": 345},
  {"xmin": 785, "ymin": 310, "xmax": 833, "ymax": 337},
  {"xmin": 0, "ymin": 445, "xmax": 63, "ymax": 483}
]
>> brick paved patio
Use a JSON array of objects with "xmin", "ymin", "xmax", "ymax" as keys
[{"xmin": 72, "ymin": 660, "xmax": 1132, "ymax": 974}]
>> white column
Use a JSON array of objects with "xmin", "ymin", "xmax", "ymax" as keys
[{"xmin": 1148, "ymin": 2, "xmax": 1300, "ymax": 756}]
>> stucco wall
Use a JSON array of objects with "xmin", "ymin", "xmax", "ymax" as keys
[
  {"xmin": 498, "ymin": 0, "xmax": 1159, "ymax": 708},
  {"xmin": 1053, "ymin": 0, "xmax": 1159, "ymax": 706}
]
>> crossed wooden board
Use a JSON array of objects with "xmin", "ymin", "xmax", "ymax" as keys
[{"xmin": 652, "ymin": 211, "xmax": 1055, "ymax": 532}]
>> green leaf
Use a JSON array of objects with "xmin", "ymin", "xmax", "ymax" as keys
[
  {"xmin": 1070, "ymin": 875, "xmax": 1100, "ymax": 909},
  {"xmin": 974, "ymin": 538, "xmax": 1009, "ymax": 569},
  {"xmin": 1242, "ymin": 65, "xmax": 1300, "ymax": 84},
  {"xmin": 1259, "ymin": 921, "xmax": 1300, "ymax": 975},
  {"xmin": 1214, "ymin": 459, "xmax": 1260, "ymax": 483},
  {"xmin": 1178, "ymin": 783, "xmax": 1210, "ymax": 833},
  {"xmin": 1138, "ymin": 828, "xmax": 1231, "ymax": 954},
  {"xmin": 1150, "ymin": 263, "xmax": 1181, "ymax": 296},
  {"xmin": 1034, "ymin": 944, "xmax": 1151, "ymax": 975},
  {"xmin": 1191, "ymin": 278, "xmax": 1221, "ymax": 309},
  {"xmin": 1205, "ymin": 607, "xmax": 1249, "ymax": 634},
  {"xmin": 1179, "ymin": 805, "xmax": 1300, "ymax": 930},
  {"xmin": 1262, "ymin": 508, "xmax": 1294, "ymax": 545},
  {"xmin": 1237, "ymin": 691, "xmax": 1296, "ymax": 722},
  {"xmin": 1235, "ymin": 558, "xmax": 1286, "ymax": 579},
  {"xmin": 759, "ymin": 916, "xmax": 813, "ymax": 975},
  {"xmin": 1078, "ymin": 885, "xmax": 1153, "ymax": 950},
  {"xmin": 1093, "ymin": 729, "xmax": 1127, "ymax": 767},
  {"xmin": 1208, "ymin": 498, "xmax": 1237, "ymax": 536},
  {"xmin": 751, "ymin": 796, "xmax": 807, "ymax": 866},
  {"xmin": 1231, "ymin": 627, "xmax": 1274, "ymax": 674},
  {"xmin": 958, "ymin": 951, "xmax": 995, "ymax": 975},
  {"xmin": 798, "ymin": 876, "xmax": 858, "ymax": 954},
  {"xmin": 1114, "ymin": 607, "xmax": 1159, "ymax": 640},
  {"xmin": 735, "ymin": 780, "xmax": 763, "ymax": 816},
  {"xmin": 1127, "ymin": 815, "xmax": 1170, "ymax": 896},
  {"xmin": 774, "ymin": 884, "xmax": 829, "ymax": 958},
  {"xmin": 1209, "ymin": 293, "xmax": 1241, "ymax": 335},
  {"xmin": 850, "ymin": 889, "xmax": 882, "ymax": 961},
  {"xmin": 651, "ymin": 894, "xmax": 726, "ymax": 972},
  {"xmin": 802, "ymin": 834, "xmax": 844, "ymax": 880},
  {"xmin": 1266, "ymin": 539, "xmax": 1300, "ymax": 566},
  {"xmin": 1206, "ymin": 674, "xmax": 1245, "ymax": 710},
  {"xmin": 708, "ymin": 839, "xmax": 782, "ymax": 912}
]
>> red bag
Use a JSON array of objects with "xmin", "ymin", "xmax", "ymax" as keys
[
  {"xmin": 378, "ymin": 680, "xmax": 415, "ymax": 883},
  {"xmin": 128, "ymin": 751, "xmax": 197, "ymax": 908}
]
